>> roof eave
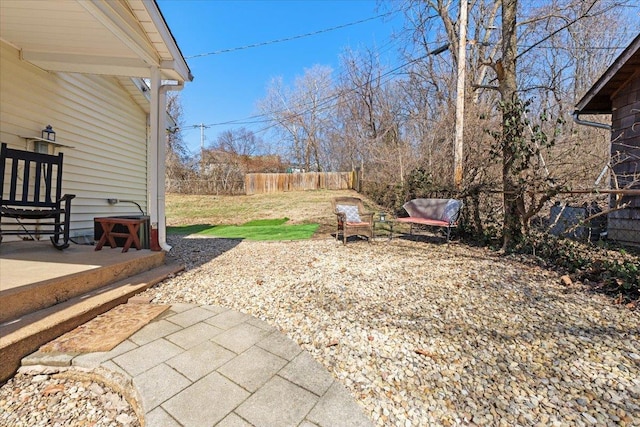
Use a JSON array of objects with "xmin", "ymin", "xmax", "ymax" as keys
[
  {"xmin": 144, "ymin": 0, "xmax": 193, "ymax": 83},
  {"xmin": 575, "ymin": 34, "xmax": 640, "ymax": 113},
  {"xmin": 0, "ymin": 0, "xmax": 192, "ymax": 84}
]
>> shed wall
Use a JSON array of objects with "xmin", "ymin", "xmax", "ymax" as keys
[
  {"xmin": 609, "ymin": 70, "xmax": 640, "ymax": 244},
  {"xmin": 0, "ymin": 41, "xmax": 149, "ymax": 239}
]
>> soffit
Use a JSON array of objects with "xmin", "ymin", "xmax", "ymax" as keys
[{"xmin": 0, "ymin": 0, "xmax": 191, "ymax": 82}]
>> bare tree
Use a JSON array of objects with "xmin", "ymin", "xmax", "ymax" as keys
[
  {"xmin": 336, "ymin": 49, "xmax": 418, "ymax": 195},
  {"xmin": 259, "ymin": 65, "xmax": 335, "ymax": 171},
  {"xmin": 165, "ymin": 93, "xmax": 197, "ymax": 191},
  {"xmin": 497, "ymin": 0, "xmax": 523, "ymax": 248},
  {"xmin": 215, "ymin": 127, "xmax": 263, "ymax": 157},
  {"xmin": 394, "ymin": 0, "xmax": 636, "ymax": 248}
]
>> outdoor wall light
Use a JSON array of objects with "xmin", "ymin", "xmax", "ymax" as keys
[
  {"xmin": 42, "ymin": 125, "xmax": 55, "ymax": 142},
  {"xmin": 379, "ymin": 212, "xmax": 386, "ymax": 222}
]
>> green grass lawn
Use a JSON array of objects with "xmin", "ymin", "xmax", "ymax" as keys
[
  {"xmin": 168, "ymin": 218, "xmax": 319, "ymax": 241},
  {"xmin": 165, "ymin": 189, "xmax": 383, "ymax": 239}
]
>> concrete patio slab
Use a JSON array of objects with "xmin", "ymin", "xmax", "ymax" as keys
[
  {"xmin": 165, "ymin": 321, "xmax": 224, "ymax": 349},
  {"xmin": 145, "ymin": 407, "xmax": 181, "ymax": 427},
  {"xmin": 128, "ymin": 319, "xmax": 182, "ymax": 346},
  {"xmin": 133, "ymin": 363, "xmax": 191, "ymax": 411},
  {"xmin": 217, "ymin": 346, "xmax": 287, "ymax": 392},
  {"xmin": 279, "ymin": 351, "xmax": 335, "ymax": 396},
  {"xmin": 307, "ymin": 382, "xmax": 375, "ymax": 427},
  {"xmin": 205, "ymin": 309, "xmax": 253, "ymax": 329},
  {"xmin": 212, "ymin": 322, "xmax": 272, "ymax": 353},
  {"xmin": 166, "ymin": 306, "xmax": 217, "ymax": 328},
  {"xmin": 217, "ymin": 412, "xmax": 253, "ymax": 426},
  {"xmin": 256, "ymin": 330, "xmax": 303, "ymax": 361},
  {"xmin": 166, "ymin": 340, "xmax": 235, "ymax": 382},
  {"xmin": 162, "ymin": 371, "xmax": 250, "ymax": 426},
  {"xmin": 112, "ymin": 339, "xmax": 183, "ymax": 376},
  {"xmin": 235, "ymin": 375, "xmax": 317, "ymax": 426}
]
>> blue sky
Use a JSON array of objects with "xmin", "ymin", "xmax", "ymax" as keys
[{"xmin": 157, "ymin": 0, "xmax": 405, "ymax": 156}]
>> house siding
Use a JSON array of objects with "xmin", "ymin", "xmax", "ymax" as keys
[
  {"xmin": 608, "ymin": 70, "xmax": 640, "ymax": 244},
  {"xmin": 0, "ymin": 41, "xmax": 149, "ymax": 239}
]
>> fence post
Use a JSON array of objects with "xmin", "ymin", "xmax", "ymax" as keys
[{"xmin": 354, "ymin": 168, "xmax": 362, "ymax": 192}]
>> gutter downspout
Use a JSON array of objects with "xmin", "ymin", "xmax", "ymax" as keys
[
  {"xmin": 149, "ymin": 66, "xmax": 161, "ymax": 251},
  {"xmin": 157, "ymin": 81, "xmax": 184, "ymax": 252},
  {"xmin": 572, "ymin": 111, "xmax": 613, "ymax": 192},
  {"xmin": 149, "ymin": 65, "xmax": 185, "ymax": 253},
  {"xmin": 572, "ymin": 112, "xmax": 612, "ymax": 130}
]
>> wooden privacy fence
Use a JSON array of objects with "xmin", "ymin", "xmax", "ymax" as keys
[{"xmin": 245, "ymin": 171, "xmax": 356, "ymax": 194}]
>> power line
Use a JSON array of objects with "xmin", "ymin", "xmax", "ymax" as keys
[
  {"xmin": 520, "ymin": 44, "xmax": 630, "ymax": 50},
  {"xmin": 188, "ymin": 53, "xmax": 428, "ymax": 130},
  {"xmin": 185, "ymin": 17, "xmax": 634, "ymax": 135},
  {"xmin": 185, "ymin": 9, "xmax": 399, "ymax": 59},
  {"xmin": 185, "ymin": 35, "xmax": 631, "ymax": 135},
  {"xmin": 182, "ymin": 123, "xmax": 213, "ymax": 155},
  {"xmin": 185, "ymin": 40, "xmax": 449, "ymax": 138},
  {"xmin": 182, "ymin": 36, "xmax": 410, "ymax": 129}
]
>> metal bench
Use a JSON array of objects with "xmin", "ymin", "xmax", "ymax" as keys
[
  {"xmin": 0, "ymin": 143, "xmax": 75, "ymax": 249},
  {"xmin": 395, "ymin": 198, "xmax": 463, "ymax": 241}
]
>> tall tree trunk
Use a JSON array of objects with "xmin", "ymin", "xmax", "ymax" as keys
[{"xmin": 499, "ymin": 0, "xmax": 522, "ymax": 250}]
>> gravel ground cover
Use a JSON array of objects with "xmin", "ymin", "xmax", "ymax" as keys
[
  {"xmin": 0, "ymin": 367, "xmax": 139, "ymax": 427},
  {"xmin": 138, "ymin": 235, "xmax": 640, "ymax": 426},
  {"xmin": 2, "ymin": 233, "xmax": 638, "ymax": 426}
]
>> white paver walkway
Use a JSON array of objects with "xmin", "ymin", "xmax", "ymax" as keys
[{"xmin": 24, "ymin": 304, "xmax": 373, "ymax": 427}]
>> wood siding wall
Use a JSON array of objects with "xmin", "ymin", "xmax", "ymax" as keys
[
  {"xmin": 245, "ymin": 172, "xmax": 355, "ymax": 195},
  {"xmin": 609, "ymin": 70, "xmax": 640, "ymax": 244},
  {"xmin": 0, "ymin": 42, "xmax": 148, "ymax": 239}
]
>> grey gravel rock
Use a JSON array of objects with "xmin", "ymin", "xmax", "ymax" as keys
[{"xmin": 0, "ymin": 371, "xmax": 140, "ymax": 427}]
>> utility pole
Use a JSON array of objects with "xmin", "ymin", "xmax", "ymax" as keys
[
  {"xmin": 199, "ymin": 123, "xmax": 205, "ymax": 172},
  {"xmin": 454, "ymin": 0, "xmax": 468, "ymax": 190},
  {"xmin": 196, "ymin": 123, "xmax": 211, "ymax": 173}
]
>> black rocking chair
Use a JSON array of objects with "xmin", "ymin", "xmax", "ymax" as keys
[{"xmin": 1, "ymin": 143, "xmax": 75, "ymax": 249}]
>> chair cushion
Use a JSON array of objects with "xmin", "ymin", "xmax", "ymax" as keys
[
  {"xmin": 396, "ymin": 217, "xmax": 450, "ymax": 227},
  {"xmin": 442, "ymin": 199, "xmax": 462, "ymax": 223},
  {"xmin": 336, "ymin": 204, "xmax": 361, "ymax": 223}
]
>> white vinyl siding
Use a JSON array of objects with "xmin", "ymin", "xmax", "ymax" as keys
[{"xmin": 0, "ymin": 41, "xmax": 149, "ymax": 238}]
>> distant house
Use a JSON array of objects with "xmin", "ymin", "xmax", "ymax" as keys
[
  {"xmin": 574, "ymin": 34, "xmax": 640, "ymax": 245},
  {"xmin": 0, "ymin": 0, "xmax": 192, "ymax": 249}
]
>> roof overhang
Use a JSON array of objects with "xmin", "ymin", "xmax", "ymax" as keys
[
  {"xmin": 574, "ymin": 34, "xmax": 640, "ymax": 114},
  {"xmin": 0, "ymin": 0, "xmax": 192, "ymax": 83}
]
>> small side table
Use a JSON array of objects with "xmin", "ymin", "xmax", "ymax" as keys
[
  {"xmin": 94, "ymin": 217, "xmax": 144, "ymax": 253},
  {"xmin": 374, "ymin": 214, "xmax": 395, "ymax": 240}
]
